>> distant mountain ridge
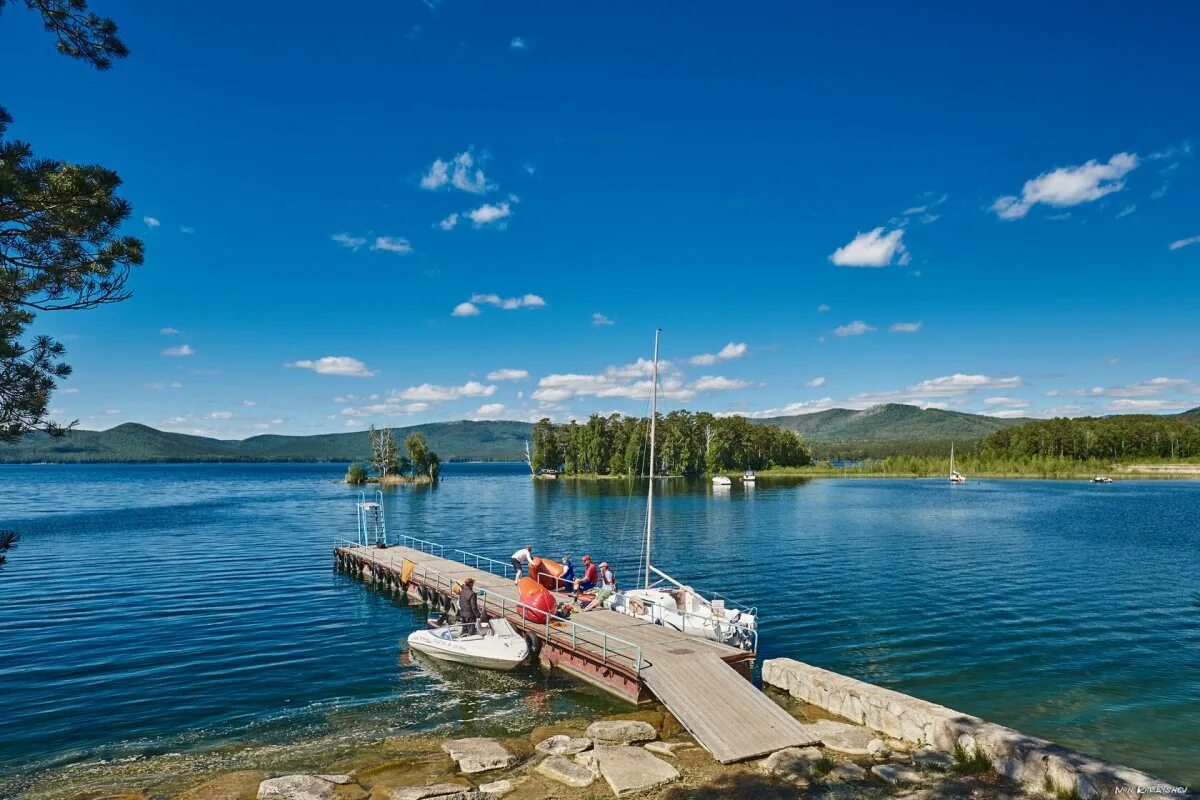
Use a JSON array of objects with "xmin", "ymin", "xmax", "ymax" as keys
[{"xmin": 3, "ymin": 404, "xmax": 1196, "ymax": 463}]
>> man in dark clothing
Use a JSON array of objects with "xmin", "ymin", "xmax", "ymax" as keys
[{"xmin": 458, "ymin": 577, "xmax": 480, "ymax": 635}]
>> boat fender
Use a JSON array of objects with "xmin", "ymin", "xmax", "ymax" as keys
[{"xmin": 524, "ymin": 632, "xmax": 542, "ymax": 657}]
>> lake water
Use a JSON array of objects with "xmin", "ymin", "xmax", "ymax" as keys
[{"xmin": 1, "ymin": 463, "xmax": 1198, "ymax": 791}]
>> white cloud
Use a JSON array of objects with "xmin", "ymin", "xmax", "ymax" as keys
[
  {"xmin": 467, "ymin": 201, "xmax": 512, "ymax": 226},
  {"xmin": 371, "ymin": 236, "xmax": 412, "ymax": 254},
  {"xmin": 829, "ymin": 228, "xmax": 908, "ymax": 267},
  {"xmin": 332, "ymin": 233, "xmax": 367, "ymax": 251},
  {"xmin": 834, "ymin": 321, "xmax": 875, "ymax": 337},
  {"xmin": 849, "ymin": 373, "xmax": 1023, "ymax": 406},
  {"xmin": 473, "ymin": 402, "xmax": 507, "ymax": 419},
  {"xmin": 455, "ymin": 293, "xmax": 545, "ymax": 316},
  {"xmin": 143, "ymin": 216, "xmax": 160, "ymax": 228},
  {"xmin": 339, "ymin": 400, "xmax": 430, "ymax": 417},
  {"xmin": 162, "ymin": 344, "xmax": 195, "ymax": 357},
  {"xmin": 991, "ymin": 152, "xmax": 1139, "ymax": 220},
  {"xmin": 180, "ymin": 225, "xmax": 195, "ymax": 234},
  {"xmin": 1116, "ymin": 205, "xmax": 1137, "ymax": 219},
  {"xmin": 817, "ymin": 304, "xmax": 830, "ymax": 313},
  {"xmin": 170, "ymin": 381, "xmax": 183, "ymax": 389},
  {"xmin": 533, "ymin": 359, "xmax": 695, "ymax": 404},
  {"xmin": 889, "ymin": 321, "xmax": 923, "ymax": 333},
  {"xmin": 689, "ymin": 342, "xmax": 747, "ymax": 365},
  {"xmin": 487, "ymin": 368, "xmax": 528, "ymax": 381},
  {"xmin": 592, "ymin": 312, "xmax": 614, "ymax": 326},
  {"xmin": 985, "ymin": 409, "xmax": 1029, "ymax": 419},
  {"xmin": 61, "ymin": 387, "xmax": 79, "ymax": 394},
  {"xmin": 398, "ymin": 381, "xmax": 496, "ymax": 401},
  {"xmin": 421, "ymin": 150, "xmax": 492, "ymax": 194},
  {"xmin": 984, "ymin": 397, "xmax": 1030, "ymax": 408},
  {"xmin": 1168, "ymin": 235, "xmax": 1200, "ymax": 251},
  {"xmin": 691, "ymin": 376, "xmax": 749, "ymax": 392},
  {"xmin": 285, "ymin": 356, "xmax": 377, "ymax": 377},
  {"xmin": 732, "ymin": 397, "xmax": 838, "ymax": 418},
  {"xmin": 243, "ymin": 400, "xmax": 257, "ymax": 407},
  {"xmin": 509, "ymin": 36, "xmax": 527, "ymax": 49},
  {"xmin": 806, "ymin": 376, "xmax": 825, "ymax": 388},
  {"xmin": 103, "ymin": 409, "xmax": 121, "ymax": 415},
  {"xmin": 160, "ymin": 327, "xmax": 180, "ymax": 335},
  {"xmin": 452, "ymin": 302, "xmax": 480, "ymax": 317},
  {"xmin": 205, "ymin": 411, "xmax": 234, "ymax": 420},
  {"xmin": 1105, "ymin": 398, "xmax": 1194, "ymax": 412},
  {"xmin": 439, "ymin": 213, "xmax": 459, "ymax": 231}
]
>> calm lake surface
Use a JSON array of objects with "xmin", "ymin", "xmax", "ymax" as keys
[{"xmin": 1, "ymin": 463, "xmax": 1198, "ymax": 789}]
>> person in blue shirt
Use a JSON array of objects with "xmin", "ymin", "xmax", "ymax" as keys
[{"xmin": 557, "ymin": 555, "xmax": 576, "ymax": 592}]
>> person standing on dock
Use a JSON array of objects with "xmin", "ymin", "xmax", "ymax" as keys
[
  {"xmin": 458, "ymin": 578, "xmax": 480, "ymax": 635},
  {"xmin": 558, "ymin": 556, "xmax": 576, "ymax": 592},
  {"xmin": 510, "ymin": 545, "xmax": 533, "ymax": 584}
]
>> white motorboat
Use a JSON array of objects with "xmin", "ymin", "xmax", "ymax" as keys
[
  {"xmin": 1092, "ymin": 475, "xmax": 1113, "ymax": 484},
  {"xmin": 604, "ymin": 330, "xmax": 759, "ymax": 652},
  {"xmin": 406, "ymin": 618, "xmax": 529, "ymax": 671},
  {"xmin": 742, "ymin": 470, "xmax": 756, "ymax": 483}
]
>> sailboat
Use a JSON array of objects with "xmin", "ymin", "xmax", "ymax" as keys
[
  {"xmin": 603, "ymin": 330, "xmax": 759, "ymax": 651},
  {"xmin": 948, "ymin": 442, "xmax": 967, "ymax": 484}
]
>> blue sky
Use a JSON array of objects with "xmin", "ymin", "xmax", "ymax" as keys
[{"xmin": 3, "ymin": 1, "xmax": 1199, "ymax": 437}]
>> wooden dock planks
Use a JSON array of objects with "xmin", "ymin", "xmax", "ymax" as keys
[
  {"xmin": 641, "ymin": 651, "xmax": 823, "ymax": 763},
  {"xmin": 340, "ymin": 544, "xmax": 815, "ymax": 763}
]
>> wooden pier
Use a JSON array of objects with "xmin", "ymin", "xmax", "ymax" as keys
[{"xmin": 335, "ymin": 540, "xmax": 823, "ymax": 763}]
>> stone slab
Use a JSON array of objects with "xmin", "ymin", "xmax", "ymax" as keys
[
  {"xmin": 535, "ymin": 755, "xmax": 595, "ymax": 788},
  {"xmin": 758, "ymin": 746, "xmax": 823, "ymax": 783},
  {"xmin": 585, "ymin": 720, "xmax": 657, "ymax": 745},
  {"xmin": 441, "ymin": 738, "xmax": 517, "ymax": 774},
  {"xmin": 578, "ymin": 745, "xmax": 680, "ymax": 797},
  {"xmin": 871, "ymin": 763, "xmax": 924, "ymax": 786},
  {"xmin": 534, "ymin": 734, "xmax": 592, "ymax": 756},
  {"xmin": 257, "ymin": 775, "xmax": 336, "ymax": 800}
]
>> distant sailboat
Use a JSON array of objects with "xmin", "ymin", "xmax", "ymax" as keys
[{"xmin": 948, "ymin": 442, "xmax": 967, "ymax": 484}]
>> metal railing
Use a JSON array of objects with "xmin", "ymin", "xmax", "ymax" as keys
[
  {"xmin": 453, "ymin": 549, "xmax": 517, "ymax": 580},
  {"xmin": 335, "ymin": 540, "xmax": 643, "ymax": 675},
  {"xmin": 398, "ymin": 534, "xmax": 444, "ymax": 557},
  {"xmin": 621, "ymin": 593, "xmax": 758, "ymax": 653}
]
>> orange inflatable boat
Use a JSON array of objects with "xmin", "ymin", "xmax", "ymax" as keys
[
  {"xmin": 517, "ymin": 577, "xmax": 556, "ymax": 624},
  {"xmin": 529, "ymin": 557, "xmax": 568, "ymax": 591}
]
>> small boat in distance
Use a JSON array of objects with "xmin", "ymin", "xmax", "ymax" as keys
[
  {"xmin": 742, "ymin": 470, "xmax": 756, "ymax": 483},
  {"xmin": 1092, "ymin": 475, "xmax": 1114, "ymax": 484},
  {"xmin": 948, "ymin": 442, "xmax": 967, "ymax": 484},
  {"xmin": 406, "ymin": 617, "xmax": 530, "ymax": 671},
  {"xmin": 712, "ymin": 475, "xmax": 732, "ymax": 486}
]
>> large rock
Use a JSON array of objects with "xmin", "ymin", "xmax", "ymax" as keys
[
  {"xmin": 586, "ymin": 720, "xmax": 657, "ymax": 745},
  {"xmin": 829, "ymin": 762, "xmax": 868, "ymax": 782},
  {"xmin": 808, "ymin": 719, "xmax": 877, "ymax": 756},
  {"xmin": 535, "ymin": 755, "xmax": 596, "ymax": 788},
  {"xmin": 758, "ymin": 746, "xmax": 823, "ymax": 783},
  {"xmin": 389, "ymin": 784, "xmax": 481, "ymax": 800},
  {"xmin": 871, "ymin": 763, "xmax": 924, "ymax": 786},
  {"xmin": 317, "ymin": 775, "xmax": 357, "ymax": 785},
  {"xmin": 912, "ymin": 747, "xmax": 955, "ymax": 768},
  {"xmin": 478, "ymin": 779, "xmax": 515, "ymax": 797},
  {"xmin": 535, "ymin": 734, "xmax": 592, "ymax": 756},
  {"xmin": 441, "ymin": 738, "xmax": 517, "ymax": 774},
  {"xmin": 257, "ymin": 775, "xmax": 336, "ymax": 800},
  {"xmin": 576, "ymin": 746, "xmax": 679, "ymax": 796}
]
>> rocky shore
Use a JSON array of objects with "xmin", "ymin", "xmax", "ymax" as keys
[{"xmin": 50, "ymin": 702, "xmax": 1059, "ymax": 800}]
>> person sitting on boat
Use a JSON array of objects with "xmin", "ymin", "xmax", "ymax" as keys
[
  {"xmin": 582, "ymin": 562, "xmax": 617, "ymax": 612},
  {"xmin": 572, "ymin": 554, "xmax": 598, "ymax": 599},
  {"xmin": 557, "ymin": 555, "xmax": 576, "ymax": 592},
  {"xmin": 510, "ymin": 545, "xmax": 533, "ymax": 585},
  {"xmin": 458, "ymin": 577, "xmax": 481, "ymax": 635}
]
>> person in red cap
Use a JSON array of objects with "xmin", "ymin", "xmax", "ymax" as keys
[{"xmin": 572, "ymin": 554, "xmax": 599, "ymax": 599}]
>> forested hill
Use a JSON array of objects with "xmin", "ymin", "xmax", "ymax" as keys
[
  {"xmin": 759, "ymin": 404, "xmax": 1026, "ymax": 458},
  {"xmin": 0, "ymin": 421, "xmax": 534, "ymax": 463}
]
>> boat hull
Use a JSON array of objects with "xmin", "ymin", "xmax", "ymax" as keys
[{"xmin": 407, "ymin": 629, "xmax": 529, "ymax": 671}]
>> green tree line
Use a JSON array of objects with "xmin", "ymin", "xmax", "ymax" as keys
[
  {"xmin": 980, "ymin": 415, "xmax": 1200, "ymax": 461},
  {"xmin": 531, "ymin": 411, "xmax": 812, "ymax": 475}
]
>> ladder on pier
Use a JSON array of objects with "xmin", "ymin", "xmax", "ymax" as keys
[
  {"xmin": 640, "ymin": 650, "xmax": 822, "ymax": 763},
  {"xmin": 356, "ymin": 491, "xmax": 386, "ymax": 547}
]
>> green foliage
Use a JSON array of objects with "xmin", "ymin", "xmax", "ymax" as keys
[
  {"xmin": 982, "ymin": 415, "xmax": 1200, "ymax": 460},
  {"xmin": 534, "ymin": 410, "xmax": 812, "ymax": 475},
  {"xmin": 811, "ymin": 756, "xmax": 836, "ymax": 778},
  {"xmin": 344, "ymin": 462, "xmax": 368, "ymax": 484},
  {"xmin": 405, "ymin": 431, "xmax": 440, "ymax": 478},
  {"xmin": 953, "ymin": 742, "xmax": 993, "ymax": 774},
  {"xmin": 0, "ymin": 529, "xmax": 17, "ymax": 568},
  {"xmin": 1, "ymin": 0, "xmax": 139, "ymax": 443},
  {"xmin": 0, "ymin": 420, "xmax": 534, "ymax": 463}
]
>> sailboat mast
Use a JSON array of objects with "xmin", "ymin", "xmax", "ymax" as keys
[
  {"xmin": 645, "ymin": 328, "xmax": 661, "ymax": 589},
  {"xmin": 950, "ymin": 442, "xmax": 955, "ymax": 475}
]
